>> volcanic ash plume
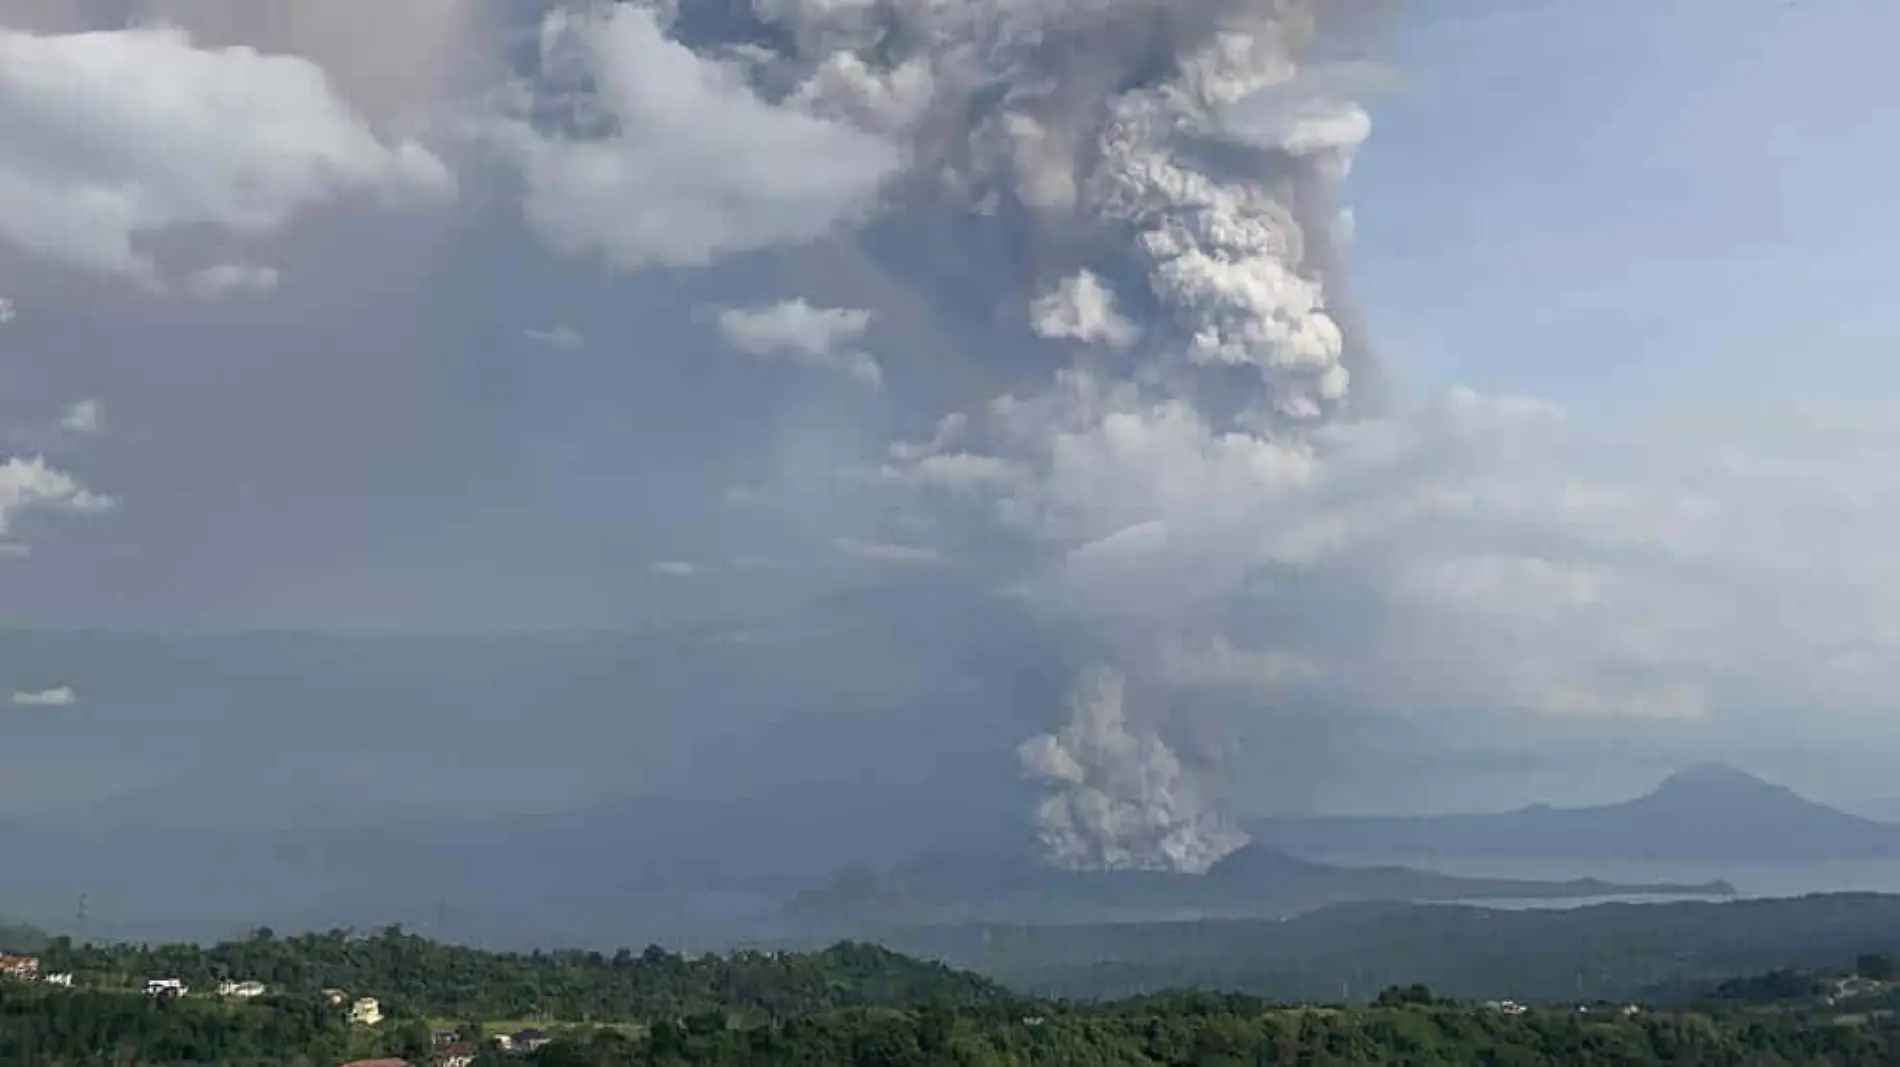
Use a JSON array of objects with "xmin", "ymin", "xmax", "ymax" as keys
[
  {"xmin": 640, "ymin": 0, "xmax": 1382, "ymax": 871},
  {"xmin": 724, "ymin": 0, "xmax": 1377, "ymax": 423},
  {"xmin": 1019, "ymin": 667, "xmax": 1248, "ymax": 873}
]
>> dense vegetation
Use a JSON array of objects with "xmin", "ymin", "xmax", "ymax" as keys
[
  {"xmin": 506, "ymin": 996, "xmax": 1897, "ymax": 1067},
  {"xmin": 34, "ymin": 927, "xmax": 1003, "ymax": 1022},
  {"xmin": 5, "ymin": 906, "xmax": 1900, "ymax": 1064},
  {"xmin": 5, "ymin": 981, "xmax": 1896, "ymax": 1067},
  {"xmin": 1704, "ymin": 953, "xmax": 1900, "ymax": 1010},
  {"xmin": 0, "ymin": 984, "xmax": 355, "ymax": 1067},
  {"xmin": 870, "ymin": 893, "xmax": 1900, "ymax": 1002}
]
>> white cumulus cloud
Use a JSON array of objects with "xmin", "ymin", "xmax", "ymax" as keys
[
  {"xmin": 59, "ymin": 399, "xmax": 103, "ymax": 434},
  {"xmin": 524, "ymin": 325, "xmax": 585, "ymax": 351},
  {"xmin": 491, "ymin": 5, "xmax": 900, "ymax": 271},
  {"xmin": 715, "ymin": 299, "xmax": 883, "ymax": 387},
  {"xmin": 11, "ymin": 685, "xmax": 77, "ymax": 708},
  {"xmin": 0, "ymin": 23, "xmax": 453, "ymax": 282},
  {"xmin": 834, "ymin": 538, "xmax": 944, "ymax": 567},
  {"xmin": 0, "ymin": 456, "xmax": 113, "ymax": 536},
  {"xmin": 186, "ymin": 263, "xmax": 281, "ymax": 301}
]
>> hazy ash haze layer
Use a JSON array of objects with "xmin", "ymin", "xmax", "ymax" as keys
[{"xmin": 3, "ymin": 0, "xmax": 1900, "ymax": 897}]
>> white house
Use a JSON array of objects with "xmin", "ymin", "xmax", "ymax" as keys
[
  {"xmin": 145, "ymin": 979, "xmax": 187, "ymax": 998},
  {"xmin": 42, "ymin": 972, "xmax": 73, "ymax": 987},
  {"xmin": 347, "ymin": 997, "xmax": 384, "ymax": 1026},
  {"xmin": 217, "ymin": 980, "xmax": 267, "ymax": 999}
]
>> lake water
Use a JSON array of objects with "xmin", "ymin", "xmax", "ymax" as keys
[{"xmin": 1341, "ymin": 855, "xmax": 1900, "ymax": 904}]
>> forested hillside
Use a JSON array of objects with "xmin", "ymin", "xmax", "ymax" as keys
[
  {"xmin": 3, "ymin": 981, "xmax": 1894, "ymax": 1067},
  {"xmin": 35, "ymin": 927, "xmax": 1003, "ymax": 1022},
  {"xmin": 877, "ymin": 893, "xmax": 1900, "ymax": 1002},
  {"xmin": 558, "ymin": 993, "xmax": 1895, "ymax": 1067}
]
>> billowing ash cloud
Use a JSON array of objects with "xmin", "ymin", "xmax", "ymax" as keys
[
  {"xmin": 723, "ymin": 0, "xmax": 1376, "ymax": 421},
  {"xmin": 507, "ymin": 1, "xmax": 1372, "ymax": 415},
  {"xmin": 516, "ymin": 0, "xmax": 1384, "ymax": 871},
  {"xmin": 1019, "ymin": 666, "xmax": 1247, "ymax": 874},
  {"xmin": 739, "ymin": 0, "xmax": 1372, "ymax": 871},
  {"xmin": 1031, "ymin": 271, "xmax": 1140, "ymax": 350}
]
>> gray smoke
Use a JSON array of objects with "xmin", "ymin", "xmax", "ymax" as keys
[
  {"xmin": 1019, "ymin": 666, "xmax": 1248, "ymax": 874},
  {"xmin": 732, "ymin": 0, "xmax": 1377, "ymax": 422},
  {"xmin": 630, "ymin": 0, "xmax": 1380, "ymax": 871}
]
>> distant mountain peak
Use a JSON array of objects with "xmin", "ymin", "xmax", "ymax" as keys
[
  {"xmin": 1647, "ymin": 763, "xmax": 1787, "ymax": 802},
  {"xmin": 1206, "ymin": 843, "xmax": 1326, "ymax": 881},
  {"xmin": 1247, "ymin": 762, "xmax": 1900, "ymax": 864},
  {"xmin": 1663, "ymin": 761, "xmax": 1761, "ymax": 785}
]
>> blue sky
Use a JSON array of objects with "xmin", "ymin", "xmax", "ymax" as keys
[{"xmin": 1359, "ymin": 0, "xmax": 1900, "ymax": 415}]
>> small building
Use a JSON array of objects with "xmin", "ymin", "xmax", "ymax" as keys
[
  {"xmin": 436, "ymin": 1045, "xmax": 476, "ymax": 1067},
  {"xmin": 1483, "ymin": 1000, "xmax": 1528, "ymax": 1016},
  {"xmin": 510, "ymin": 1028, "xmax": 552, "ymax": 1052},
  {"xmin": 0, "ymin": 955, "xmax": 41, "ymax": 981},
  {"xmin": 430, "ymin": 1028, "xmax": 461, "ymax": 1048},
  {"xmin": 144, "ymin": 978, "xmax": 187, "ymax": 999},
  {"xmin": 347, "ymin": 996, "xmax": 384, "ymax": 1027},
  {"xmin": 1840, "ymin": 976, "xmax": 1880, "ymax": 998},
  {"xmin": 42, "ymin": 972, "xmax": 73, "ymax": 987},
  {"xmin": 217, "ymin": 980, "xmax": 267, "ymax": 999}
]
